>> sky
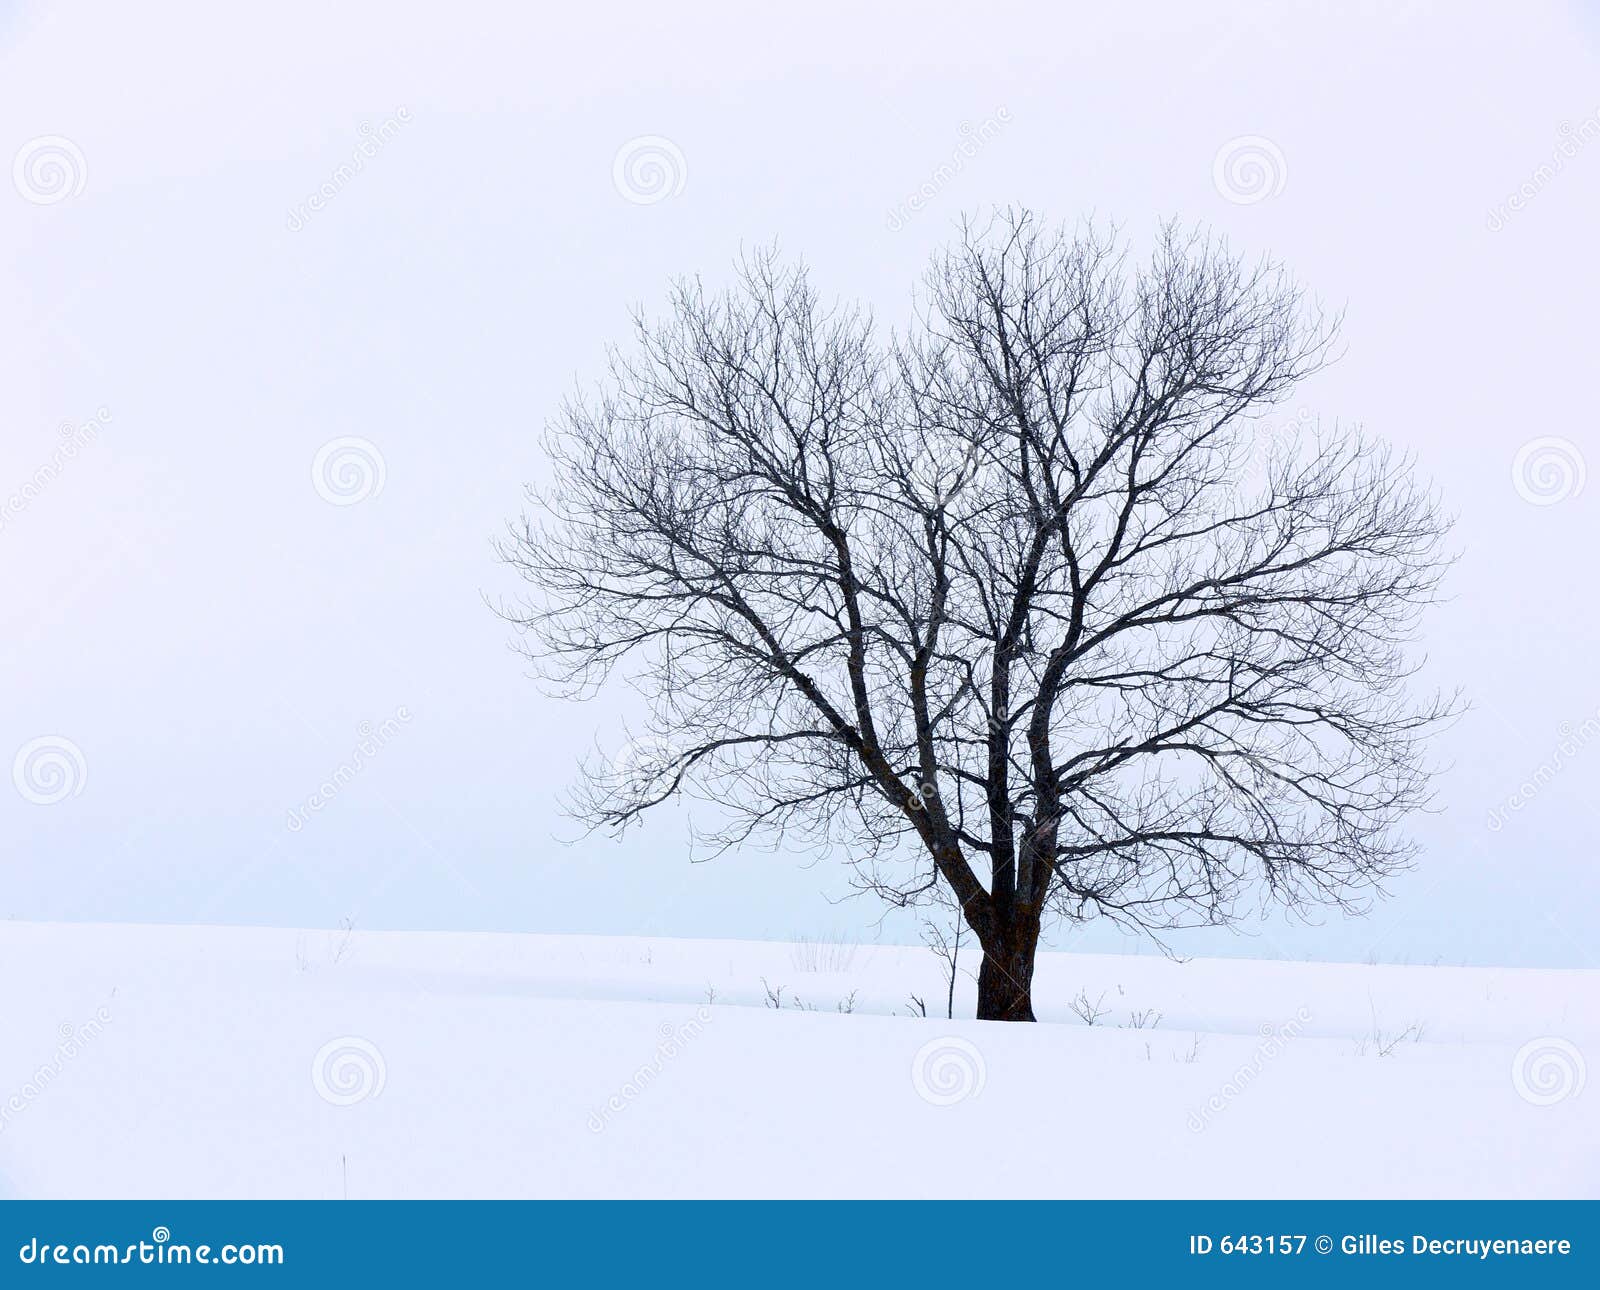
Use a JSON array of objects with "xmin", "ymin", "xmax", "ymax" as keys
[{"xmin": 3, "ymin": 0, "xmax": 1597, "ymax": 968}]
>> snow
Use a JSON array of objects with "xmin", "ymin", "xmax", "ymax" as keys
[{"xmin": 0, "ymin": 921, "xmax": 1592, "ymax": 1199}]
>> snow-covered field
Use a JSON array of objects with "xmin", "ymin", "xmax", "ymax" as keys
[{"xmin": 0, "ymin": 921, "xmax": 1592, "ymax": 1199}]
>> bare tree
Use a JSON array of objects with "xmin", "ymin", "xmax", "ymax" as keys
[
  {"xmin": 499, "ymin": 210, "xmax": 1453, "ymax": 1021},
  {"xmin": 919, "ymin": 886, "xmax": 968, "ymax": 1020}
]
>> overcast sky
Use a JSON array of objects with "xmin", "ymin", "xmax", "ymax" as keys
[{"xmin": 4, "ymin": 0, "xmax": 1596, "ymax": 968}]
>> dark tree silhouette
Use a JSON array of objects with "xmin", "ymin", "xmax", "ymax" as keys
[{"xmin": 500, "ymin": 210, "xmax": 1452, "ymax": 1021}]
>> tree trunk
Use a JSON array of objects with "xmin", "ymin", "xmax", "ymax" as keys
[{"xmin": 974, "ymin": 908, "xmax": 1040, "ymax": 1021}]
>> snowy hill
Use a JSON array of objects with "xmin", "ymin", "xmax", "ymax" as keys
[{"xmin": 0, "ymin": 922, "xmax": 1592, "ymax": 1199}]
